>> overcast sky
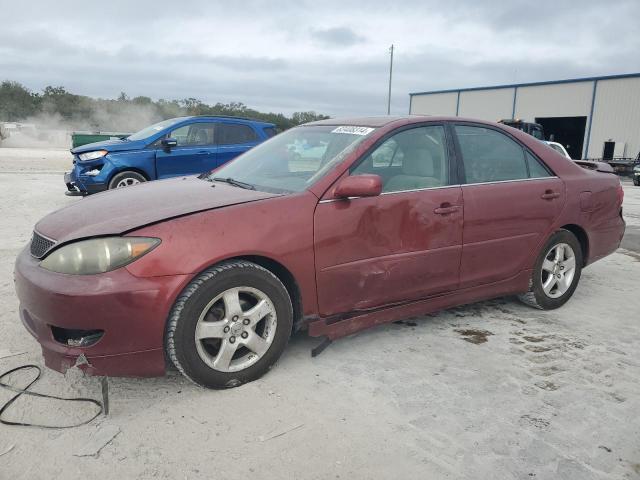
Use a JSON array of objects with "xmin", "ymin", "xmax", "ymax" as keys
[{"xmin": 1, "ymin": 0, "xmax": 639, "ymax": 116}]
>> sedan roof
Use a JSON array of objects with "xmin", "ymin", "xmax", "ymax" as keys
[{"xmin": 304, "ymin": 115, "xmax": 493, "ymax": 128}]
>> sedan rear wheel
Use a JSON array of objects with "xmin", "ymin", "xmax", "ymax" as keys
[
  {"xmin": 518, "ymin": 230, "xmax": 582, "ymax": 310},
  {"xmin": 165, "ymin": 260, "xmax": 293, "ymax": 388}
]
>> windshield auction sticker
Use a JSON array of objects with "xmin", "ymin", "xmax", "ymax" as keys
[{"xmin": 331, "ymin": 126, "xmax": 375, "ymax": 135}]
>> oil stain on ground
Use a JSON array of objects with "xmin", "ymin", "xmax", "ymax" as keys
[
  {"xmin": 394, "ymin": 320, "xmax": 418, "ymax": 327},
  {"xmin": 455, "ymin": 329, "xmax": 493, "ymax": 344}
]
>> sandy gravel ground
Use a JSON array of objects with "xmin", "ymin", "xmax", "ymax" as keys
[{"xmin": 0, "ymin": 147, "xmax": 639, "ymax": 480}]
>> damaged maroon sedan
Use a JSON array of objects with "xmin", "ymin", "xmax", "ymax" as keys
[{"xmin": 15, "ymin": 116, "xmax": 625, "ymax": 388}]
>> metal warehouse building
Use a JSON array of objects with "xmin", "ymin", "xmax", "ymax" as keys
[{"xmin": 409, "ymin": 73, "xmax": 640, "ymax": 161}]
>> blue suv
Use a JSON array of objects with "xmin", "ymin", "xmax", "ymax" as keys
[{"xmin": 65, "ymin": 116, "xmax": 276, "ymax": 195}]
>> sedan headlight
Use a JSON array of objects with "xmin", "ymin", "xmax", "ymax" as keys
[
  {"xmin": 78, "ymin": 150, "xmax": 108, "ymax": 161},
  {"xmin": 40, "ymin": 237, "xmax": 160, "ymax": 275}
]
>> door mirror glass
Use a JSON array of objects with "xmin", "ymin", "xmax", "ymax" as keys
[
  {"xmin": 334, "ymin": 174, "xmax": 382, "ymax": 199},
  {"xmin": 161, "ymin": 138, "xmax": 178, "ymax": 149}
]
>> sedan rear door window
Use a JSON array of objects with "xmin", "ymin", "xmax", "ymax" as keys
[
  {"xmin": 525, "ymin": 151, "xmax": 552, "ymax": 178},
  {"xmin": 455, "ymin": 125, "xmax": 528, "ymax": 183}
]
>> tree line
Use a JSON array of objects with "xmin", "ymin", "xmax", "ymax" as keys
[{"xmin": 0, "ymin": 80, "xmax": 329, "ymax": 132}]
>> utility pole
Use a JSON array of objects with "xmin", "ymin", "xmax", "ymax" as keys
[{"xmin": 387, "ymin": 44, "xmax": 394, "ymax": 115}]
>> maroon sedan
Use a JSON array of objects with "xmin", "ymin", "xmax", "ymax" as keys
[{"xmin": 15, "ymin": 116, "xmax": 625, "ymax": 388}]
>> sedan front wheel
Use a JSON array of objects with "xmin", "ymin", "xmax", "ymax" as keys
[{"xmin": 166, "ymin": 260, "xmax": 293, "ymax": 388}]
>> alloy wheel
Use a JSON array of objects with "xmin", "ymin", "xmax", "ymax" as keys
[
  {"xmin": 194, "ymin": 286, "xmax": 277, "ymax": 372},
  {"xmin": 115, "ymin": 177, "xmax": 140, "ymax": 188},
  {"xmin": 541, "ymin": 243, "xmax": 576, "ymax": 298}
]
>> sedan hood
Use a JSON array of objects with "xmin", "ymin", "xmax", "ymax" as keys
[
  {"xmin": 36, "ymin": 177, "xmax": 281, "ymax": 244},
  {"xmin": 71, "ymin": 138, "xmax": 146, "ymax": 154}
]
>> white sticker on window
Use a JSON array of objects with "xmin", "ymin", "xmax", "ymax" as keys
[{"xmin": 331, "ymin": 126, "xmax": 374, "ymax": 136}]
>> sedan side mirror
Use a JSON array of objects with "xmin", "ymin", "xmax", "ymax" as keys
[
  {"xmin": 161, "ymin": 138, "xmax": 178, "ymax": 150},
  {"xmin": 334, "ymin": 174, "xmax": 382, "ymax": 199}
]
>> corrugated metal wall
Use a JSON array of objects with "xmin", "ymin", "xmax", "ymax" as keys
[
  {"xmin": 588, "ymin": 77, "xmax": 640, "ymax": 159},
  {"xmin": 409, "ymin": 92, "xmax": 457, "ymax": 116},
  {"xmin": 514, "ymin": 82, "xmax": 593, "ymax": 120},
  {"xmin": 458, "ymin": 88, "xmax": 514, "ymax": 120},
  {"xmin": 409, "ymin": 75, "xmax": 640, "ymax": 160}
]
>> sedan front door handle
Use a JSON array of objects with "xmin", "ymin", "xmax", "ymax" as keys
[
  {"xmin": 541, "ymin": 190, "xmax": 561, "ymax": 200},
  {"xmin": 434, "ymin": 204, "xmax": 459, "ymax": 215}
]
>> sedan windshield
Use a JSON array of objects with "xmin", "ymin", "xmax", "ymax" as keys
[
  {"xmin": 204, "ymin": 125, "xmax": 375, "ymax": 193},
  {"xmin": 127, "ymin": 117, "xmax": 186, "ymax": 141}
]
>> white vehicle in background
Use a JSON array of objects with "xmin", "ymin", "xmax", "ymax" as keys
[
  {"xmin": 0, "ymin": 123, "xmax": 11, "ymax": 145},
  {"xmin": 545, "ymin": 141, "xmax": 571, "ymax": 159}
]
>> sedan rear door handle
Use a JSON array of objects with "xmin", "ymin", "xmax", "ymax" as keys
[
  {"xmin": 541, "ymin": 190, "xmax": 561, "ymax": 200},
  {"xmin": 434, "ymin": 204, "xmax": 459, "ymax": 215}
]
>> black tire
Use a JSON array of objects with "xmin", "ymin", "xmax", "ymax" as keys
[
  {"xmin": 165, "ymin": 260, "xmax": 293, "ymax": 389},
  {"xmin": 634, "ymin": 178, "xmax": 639, "ymax": 186},
  {"xmin": 518, "ymin": 229, "xmax": 583, "ymax": 310},
  {"xmin": 108, "ymin": 171, "xmax": 146, "ymax": 189}
]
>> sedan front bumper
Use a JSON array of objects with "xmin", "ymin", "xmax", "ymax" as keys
[{"xmin": 14, "ymin": 246, "xmax": 189, "ymax": 377}]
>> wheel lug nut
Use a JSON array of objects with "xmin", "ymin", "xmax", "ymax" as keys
[
  {"xmin": 243, "ymin": 318, "xmax": 250, "ymax": 325},
  {"xmin": 232, "ymin": 316, "xmax": 239, "ymax": 321},
  {"xmin": 229, "ymin": 336, "xmax": 236, "ymax": 343},
  {"xmin": 241, "ymin": 332, "xmax": 248, "ymax": 339},
  {"xmin": 223, "ymin": 326, "xmax": 230, "ymax": 333}
]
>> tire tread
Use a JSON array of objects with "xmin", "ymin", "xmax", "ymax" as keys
[
  {"xmin": 517, "ymin": 229, "xmax": 582, "ymax": 310},
  {"xmin": 165, "ymin": 260, "xmax": 289, "ymax": 388}
]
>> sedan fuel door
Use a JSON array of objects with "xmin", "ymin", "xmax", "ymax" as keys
[
  {"xmin": 453, "ymin": 124, "xmax": 565, "ymax": 289},
  {"xmin": 314, "ymin": 124, "xmax": 464, "ymax": 317}
]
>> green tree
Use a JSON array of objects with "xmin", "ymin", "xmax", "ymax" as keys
[
  {"xmin": 291, "ymin": 111, "xmax": 330, "ymax": 125},
  {"xmin": 41, "ymin": 85, "xmax": 85, "ymax": 120},
  {"xmin": 0, "ymin": 81, "xmax": 40, "ymax": 121},
  {"xmin": 132, "ymin": 96, "xmax": 153, "ymax": 105},
  {"xmin": 0, "ymin": 79, "xmax": 330, "ymax": 132}
]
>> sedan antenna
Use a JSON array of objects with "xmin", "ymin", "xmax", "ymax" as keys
[{"xmin": 387, "ymin": 44, "xmax": 394, "ymax": 115}]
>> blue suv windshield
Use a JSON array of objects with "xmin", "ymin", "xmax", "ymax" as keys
[{"xmin": 127, "ymin": 117, "xmax": 186, "ymax": 141}]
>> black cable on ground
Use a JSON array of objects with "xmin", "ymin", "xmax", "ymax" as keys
[{"xmin": 0, "ymin": 365, "xmax": 102, "ymax": 428}]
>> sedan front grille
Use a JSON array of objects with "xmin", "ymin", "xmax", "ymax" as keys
[{"xmin": 30, "ymin": 231, "xmax": 56, "ymax": 259}]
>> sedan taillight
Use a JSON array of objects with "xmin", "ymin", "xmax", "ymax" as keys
[{"xmin": 617, "ymin": 181, "xmax": 624, "ymax": 206}]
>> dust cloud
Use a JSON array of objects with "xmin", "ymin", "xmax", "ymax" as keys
[{"xmin": 0, "ymin": 104, "xmax": 163, "ymax": 149}]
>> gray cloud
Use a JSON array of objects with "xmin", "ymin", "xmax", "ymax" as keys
[
  {"xmin": 0, "ymin": 0, "xmax": 638, "ymax": 116},
  {"xmin": 310, "ymin": 26, "xmax": 366, "ymax": 47}
]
